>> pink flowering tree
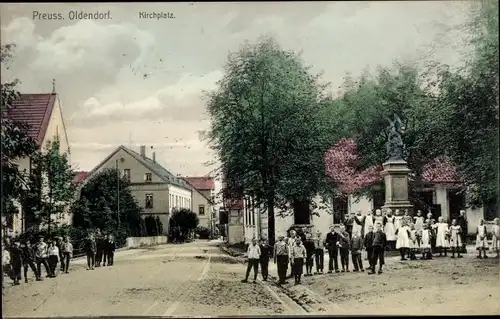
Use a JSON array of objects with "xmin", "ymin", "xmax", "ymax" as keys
[{"xmin": 324, "ymin": 138, "xmax": 382, "ymax": 197}]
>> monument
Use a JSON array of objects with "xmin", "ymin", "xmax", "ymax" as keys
[{"xmin": 381, "ymin": 114, "xmax": 414, "ymax": 214}]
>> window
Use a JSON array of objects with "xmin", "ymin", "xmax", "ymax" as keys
[
  {"xmin": 176, "ymin": 196, "xmax": 179, "ymax": 207},
  {"xmin": 145, "ymin": 194, "xmax": 154, "ymax": 209},
  {"xmin": 145, "ymin": 173, "xmax": 152, "ymax": 182},
  {"xmin": 199, "ymin": 205, "xmax": 205, "ymax": 215},
  {"xmin": 123, "ymin": 169, "xmax": 131, "ymax": 181}
]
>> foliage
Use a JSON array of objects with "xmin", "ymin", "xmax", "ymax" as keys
[
  {"xmin": 170, "ymin": 208, "xmax": 199, "ymax": 231},
  {"xmin": 72, "ymin": 168, "xmax": 143, "ymax": 243},
  {"xmin": 1, "ymin": 44, "xmax": 38, "ymax": 233},
  {"xmin": 195, "ymin": 226, "xmax": 211, "ymax": 239},
  {"xmin": 435, "ymin": 0, "xmax": 499, "ymax": 207},
  {"xmin": 205, "ymin": 36, "xmax": 332, "ymax": 244},
  {"xmin": 144, "ymin": 215, "xmax": 164, "ymax": 236},
  {"xmin": 23, "ymin": 138, "xmax": 75, "ymax": 232}
]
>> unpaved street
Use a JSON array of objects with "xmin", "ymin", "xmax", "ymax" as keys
[{"xmin": 2, "ymin": 241, "xmax": 500, "ymax": 316}]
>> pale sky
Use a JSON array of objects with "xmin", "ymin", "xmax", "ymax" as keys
[{"xmin": 0, "ymin": 1, "xmax": 471, "ymax": 185}]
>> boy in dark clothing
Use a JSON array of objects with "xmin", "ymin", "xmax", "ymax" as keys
[
  {"xmin": 55, "ymin": 237, "xmax": 65, "ymax": 272},
  {"xmin": 350, "ymin": 231, "xmax": 364, "ymax": 272},
  {"xmin": 325, "ymin": 226, "xmax": 341, "ymax": 273},
  {"xmin": 303, "ymin": 233, "xmax": 315, "ymax": 276},
  {"xmin": 369, "ymin": 223, "xmax": 387, "ymax": 275},
  {"xmin": 85, "ymin": 233, "xmax": 97, "ymax": 270},
  {"xmin": 21, "ymin": 240, "xmax": 40, "ymax": 282},
  {"xmin": 259, "ymin": 239, "xmax": 271, "ymax": 281},
  {"xmin": 338, "ymin": 225, "xmax": 350, "ymax": 272},
  {"xmin": 364, "ymin": 225, "xmax": 375, "ymax": 270},
  {"xmin": 105, "ymin": 235, "xmax": 116, "ymax": 266},
  {"xmin": 9, "ymin": 241, "xmax": 23, "ymax": 285},
  {"xmin": 95, "ymin": 232, "xmax": 104, "ymax": 267}
]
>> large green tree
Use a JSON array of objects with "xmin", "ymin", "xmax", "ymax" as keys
[
  {"xmin": 1, "ymin": 44, "xmax": 38, "ymax": 235},
  {"xmin": 72, "ymin": 168, "xmax": 143, "ymax": 242},
  {"xmin": 206, "ymin": 36, "xmax": 331, "ymax": 244},
  {"xmin": 436, "ymin": 0, "xmax": 499, "ymax": 207},
  {"xmin": 23, "ymin": 139, "xmax": 75, "ymax": 234}
]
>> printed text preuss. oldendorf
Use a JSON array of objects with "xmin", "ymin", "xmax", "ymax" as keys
[{"xmin": 138, "ymin": 12, "xmax": 175, "ymax": 20}]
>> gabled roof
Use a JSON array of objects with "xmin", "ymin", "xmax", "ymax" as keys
[
  {"xmin": 85, "ymin": 145, "xmax": 191, "ymax": 191},
  {"xmin": 182, "ymin": 178, "xmax": 213, "ymax": 203},
  {"xmin": 184, "ymin": 176, "xmax": 215, "ymax": 190},
  {"xmin": 4, "ymin": 93, "xmax": 56, "ymax": 145},
  {"xmin": 72, "ymin": 171, "xmax": 88, "ymax": 185},
  {"xmin": 422, "ymin": 156, "xmax": 462, "ymax": 184}
]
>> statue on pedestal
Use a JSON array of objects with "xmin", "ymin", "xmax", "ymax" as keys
[{"xmin": 385, "ymin": 113, "xmax": 406, "ymax": 161}]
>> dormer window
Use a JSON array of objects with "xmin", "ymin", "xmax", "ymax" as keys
[{"xmin": 145, "ymin": 173, "xmax": 152, "ymax": 182}]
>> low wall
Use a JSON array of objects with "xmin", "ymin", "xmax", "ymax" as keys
[{"xmin": 126, "ymin": 236, "xmax": 169, "ymax": 248}]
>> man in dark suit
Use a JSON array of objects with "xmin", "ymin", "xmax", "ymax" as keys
[
  {"xmin": 325, "ymin": 225, "xmax": 341, "ymax": 273},
  {"xmin": 456, "ymin": 210, "xmax": 468, "ymax": 253},
  {"xmin": 368, "ymin": 222, "xmax": 386, "ymax": 275}
]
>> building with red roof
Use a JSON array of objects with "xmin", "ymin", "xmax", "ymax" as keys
[{"xmin": 2, "ymin": 87, "xmax": 72, "ymax": 236}]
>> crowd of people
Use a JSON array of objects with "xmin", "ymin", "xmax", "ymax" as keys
[
  {"xmin": 241, "ymin": 209, "xmax": 500, "ymax": 286},
  {"xmin": 2, "ymin": 229, "xmax": 117, "ymax": 288}
]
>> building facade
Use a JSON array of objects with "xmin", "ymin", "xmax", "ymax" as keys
[
  {"xmin": 183, "ymin": 177, "xmax": 215, "ymax": 231},
  {"xmin": 2, "ymin": 92, "xmax": 72, "ymax": 237}
]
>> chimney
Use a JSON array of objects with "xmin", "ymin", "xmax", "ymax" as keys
[
  {"xmin": 140, "ymin": 145, "xmax": 146, "ymax": 158},
  {"xmin": 152, "ymin": 152, "xmax": 156, "ymax": 163}
]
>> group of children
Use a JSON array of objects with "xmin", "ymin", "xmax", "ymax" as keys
[
  {"xmin": 241, "ymin": 212, "xmax": 500, "ymax": 286},
  {"xmin": 2, "ymin": 230, "xmax": 117, "ymax": 288}
]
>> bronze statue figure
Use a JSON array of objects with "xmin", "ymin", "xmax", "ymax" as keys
[{"xmin": 385, "ymin": 113, "xmax": 405, "ymax": 161}]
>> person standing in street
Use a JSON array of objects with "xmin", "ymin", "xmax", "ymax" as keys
[
  {"xmin": 325, "ymin": 225, "xmax": 341, "ymax": 273},
  {"xmin": 259, "ymin": 239, "xmax": 271, "ymax": 281},
  {"xmin": 291, "ymin": 238, "xmax": 306, "ymax": 285},
  {"xmin": 313, "ymin": 230, "xmax": 325, "ymax": 274},
  {"xmin": 55, "ymin": 237, "xmax": 65, "ymax": 272},
  {"xmin": 242, "ymin": 238, "xmax": 261, "ymax": 283},
  {"xmin": 85, "ymin": 233, "xmax": 97, "ymax": 270},
  {"xmin": 35, "ymin": 237, "xmax": 50, "ymax": 278},
  {"xmin": 369, "ymin": 223, "xmax": 387, "ymax": 275},
  {"xmin": 303, "ymin": 232, "xmax": 315, "ymax": 276},
  {"xmin": 95, "ymin": 230, "xmax": 104, "ymax": 267},
  {"xmin": 61, "ymin": 237, "xmax": 73, "ymax": 273},
  {"xmin": 273, "ymin": 235, "xmax": 290, "ymax": 285},
  {"xmin": 456, "ymin": 210, "xmax": 468, "ymax": 253},
  {"xmin": 2, "ymin": 241, "xmax": 11, "ymax": 289},
  {"xmin": 338, "ymin": 224, "xmax": 351, "ymax": 272},
  {"xmin": 351, "ymin": 231, "xmax": 364, "ymax": 272},
  {"xmin": 9, "ymin": 241, "xmax": 23, "ymax": 285},
  {"xmin": 104, "ymin": 234, "xmax": 116, "ymax": 266},
  {"xmin": 21, "ymin": 240, "xmax": 40, "ymax": 282},
  {"xmin": 47, "ymin": 240, "xmax": 60, "ymax": 277},
  {"xmin": 287, "ymin": 229, "xmax": 298, "ymax": 278},
  {"xmin": 364, "ymin": 225, "xmax": 375, "ymax": 270}
]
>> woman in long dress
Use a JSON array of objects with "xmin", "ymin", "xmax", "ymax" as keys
[
  {"xmin": 363, "ymin": 210, "xmax": 374, "ymax": 238},
  {"xmin": 352, "ymin": 210, "xmax": 365, "ymax": 238},
  {"xmin": 475, "ymin": 219, "xmax": 488, "ymax": 259},
  {"xmin": 395, "ymin": 219, "xmax": 411, "ymax": 261},
  {"xmin": 492, "ymin": 218, "xmax": 500, "ymax": 258},
  {"xmin": 384, "ymin": 210, "xmax": 396, "ymax": 251},
  {"xmin": 435, "ymin": 216, "xmax": 450, "ymax": 257}
]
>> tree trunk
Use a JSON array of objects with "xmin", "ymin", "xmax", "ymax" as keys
[{"xmin": 267, "ymin": 196, "xmax": 275, "ymax": 246}]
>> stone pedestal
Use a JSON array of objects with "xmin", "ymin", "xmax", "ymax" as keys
[{"xmin": 381, "ymin": 159, "xmax": 413, "ymax": 214}]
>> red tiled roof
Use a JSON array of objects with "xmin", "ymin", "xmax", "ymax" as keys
[
  {"xmin": 72, "ymin": 171, "xmax": 88, "ymax": 185},
  {"xmin": 3, "ymin": 93, "xmax": 56, "ymax": 145},
  {"xmin": 422, "ymin": 156, "xmax": 462, "ymax": 183},
  {"xmin": 184, "ymin": 176, "xmax": 215, "ymax": 190}
]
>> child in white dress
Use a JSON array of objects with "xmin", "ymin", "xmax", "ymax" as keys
[
  {"xmin": 384, "ymin": 210, "xmax": 396, "ymax": 251},
  {"xmin": 435, "ymin": 217, "xmax": 450, "ymax": 257},
  {"xmin": 409, "ymin": 223, "xmax": 418, "ymax": 260},
  {"xmin": 414, "ymin": 210, "xmax": 424, "ymax": 232},
  {"xmin": 491, "ymin": 218, "xmax": 499, "ymax": 258},
  {"xmin": 394, "ymin": 210, "xmax": 403, "ymax": 231},
  {"xmin": 395, "ymin": 219, "xmax": 411, "ymax": 261},
  {"xmin": 449, "ymin": 219, "xmax": 463, "ymax": 258},
  {"xmin": 420, "ymin": 223, "xmax": 432, "ymax": 260},
  {"xmin": 475, "ymin": 219, "xmax": 488, "ymax": 259}
]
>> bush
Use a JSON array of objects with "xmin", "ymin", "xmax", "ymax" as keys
[{"xmin": 195, "ymin": 226, "xmax": 211, "ymax": 239}]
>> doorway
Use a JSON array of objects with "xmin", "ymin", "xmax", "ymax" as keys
[{"xmin": 448, "ymin": 188, "xmax": 466, "ymax": 222}]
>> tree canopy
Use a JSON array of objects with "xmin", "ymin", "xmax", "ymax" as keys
[
  {"xmin": 206, "ymin": 36, "xmax": 333, "ymax": 243},
  {"xmin": 170, "ymin": 208, "xmax": 199, "ymax": 231},
  {"xmin": 72, "ymin": 168, "xmax": 143, "ymax": 241}
]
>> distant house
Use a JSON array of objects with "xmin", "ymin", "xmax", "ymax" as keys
[
  {"xmin": 81, "ymin": 145, "xmax": 209, "ymax": 234},
  {"xmin": 72, "ymin": 171, "xmax": 88, "ymax": 186},
  {"xmin": 183, "ymin": 176, "xmax": 215, "ymax": 231},
  {"xmin": 2, "ymin": 92, "xmax": 71, "ymax": 236}
]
